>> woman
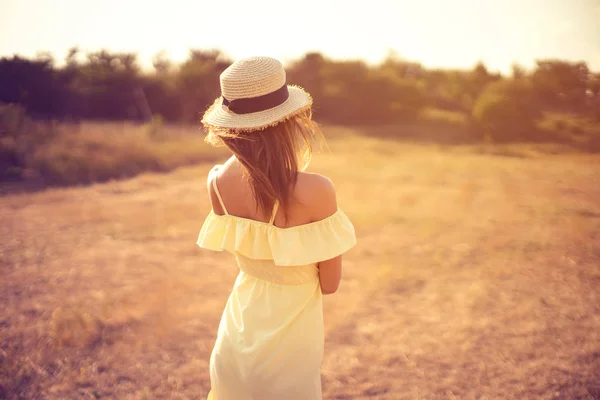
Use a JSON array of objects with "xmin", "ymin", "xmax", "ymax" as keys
[{"xmin": 197, "ymin": 56, "xmax": 357, "ymax": 400}]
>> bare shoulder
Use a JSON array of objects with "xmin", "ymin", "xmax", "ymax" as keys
[
  {"xmin": 206, "ymin": 164, "xmax": 222, "ymax": 189},
  {"xmin": 296, "ymin": 172, "xmax": 338, "ymax": 221}
]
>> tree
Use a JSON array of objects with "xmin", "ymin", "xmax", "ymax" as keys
[
  {"xmin": 587, "ymin": 73, "xmax": 600, "ymax": 119},
  {"xmin": 467, "ymin": 62, "xmax": 500, "ymax": 105},
  {"xmin": 531, "ymin": 60, "xmax": 590, "ymax": 113},
  {"xmin": 472, "ymin": 79, "xmax": 541, "ymax": 142},
  {"xmin": 176, "ymin": 50, "xmax": 230, "ymax": 122},
  {"xmin": 152, "ymin": 51, "xmax": 172, "ymax": 75},
  {"xmin": 286, "ymin": 52, "xmax": 327, "ymax": 108},
  {"xmin": 0, "ymin": 56, "xmax": 63, "ymax": 118},
  {"xmin": 75, "ymin": 50, "xmax": 143, "ymax": 119},
  {"xmin": 511, "ymin": 64, "xmax": 527, "ymax": 79}
]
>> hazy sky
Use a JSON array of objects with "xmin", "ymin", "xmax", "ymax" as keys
[{"xmin": 1, "ymin": 0, "xmax": 600, "ymax": 73}]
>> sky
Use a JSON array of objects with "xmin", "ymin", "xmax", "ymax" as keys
[{"xmin": 1, "ymin": 0, "xmax": 600, "ymax": 74}]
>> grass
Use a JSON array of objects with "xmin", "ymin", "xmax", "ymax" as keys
[
  {"xmin": 2, "ymin": 110, "xmax": 599, "ymax": 191},
  {"xmin": 1, "ymin": 124, "xmax": 600, "ymax": 399},
  {"xmin": 31, "ymin": 124, "xmax": 222, "ymax": 185},
  {"xmin": 0, "ymin": 118, "xmax": 227, "ymax": 189}
]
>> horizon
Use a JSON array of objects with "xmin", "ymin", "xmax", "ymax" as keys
[{"xmin": 1, "ymin": 0, "xmax": 600, "ymax": 74}]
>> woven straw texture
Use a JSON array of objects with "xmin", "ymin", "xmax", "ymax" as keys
[{"xmin": 202, "ymin": 57, "xmax": 312, "ymax": 132}]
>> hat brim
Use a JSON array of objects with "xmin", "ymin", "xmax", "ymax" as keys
[{"xmin": 202, "ymin": 85, "xmax": 312, "ymax": 132}]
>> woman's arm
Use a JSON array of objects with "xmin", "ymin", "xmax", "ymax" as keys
[
  {"xmin": 308, "ymin": 175, "xmax": 343, "ymax": 295},
  {"xmin": 318, "ymin": 256, "xmax": 343, "ymax": 294}
]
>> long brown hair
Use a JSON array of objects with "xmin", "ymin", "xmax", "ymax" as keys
[{"xmin": 205, "ymin": 110, "xmax": 324, "ymax": 221}]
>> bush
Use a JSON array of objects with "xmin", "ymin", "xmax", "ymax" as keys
[
  {"xmin": 0, "ymin": 103, "xmax": 28, "ymax": 137},
  {"xmin": 0, "ymin": 103, "xmax": 59, "ymax": 180},
  {"xmin": 472, "ymin": 79, "xmax": 541, "ymax": 142},
  {"xmin": 537, "ymin": 112, "xmax": 600, "ymax": 150}
]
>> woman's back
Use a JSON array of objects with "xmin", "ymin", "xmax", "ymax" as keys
[{"xmin": 208, "ymin": 157, "xmax": 338, "ymax": 229}]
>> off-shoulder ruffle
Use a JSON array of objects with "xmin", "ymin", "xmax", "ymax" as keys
[{"xmin": 197, "ymin": 209, "xmax": 356, "ymax": 266}]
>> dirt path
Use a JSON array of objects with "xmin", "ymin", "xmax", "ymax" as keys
[{"xmin": 1, "ymin": 139, "xmax": 599, "ymax": 399}]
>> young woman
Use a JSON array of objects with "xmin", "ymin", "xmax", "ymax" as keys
[{"xmin": 197, "ymin": 56, "xmax": 356, "ymax": 400}]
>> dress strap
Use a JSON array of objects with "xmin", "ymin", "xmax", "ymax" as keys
[
  {"xmin": 268, "ymin": 200, "xmax": 279, "ymax": 225},
  {"xmin": 211, "ymin": 177, "xmax": 229, "ymax": 215}
]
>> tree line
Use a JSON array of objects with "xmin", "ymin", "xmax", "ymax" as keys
[{"xmin": 1, "ymin": 48, "xmax": 599, "ymax": 141}]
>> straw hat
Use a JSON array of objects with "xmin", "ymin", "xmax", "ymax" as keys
[{"xmin": 201, "ymin": 56, "xmax": 313, "ymax": 132}]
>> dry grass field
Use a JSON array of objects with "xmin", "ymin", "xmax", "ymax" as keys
[{"xmin": 1, "ymin": 126, "xmax": 599, "ymax": 399}]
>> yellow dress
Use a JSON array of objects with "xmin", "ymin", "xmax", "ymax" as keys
[{"xmin": 197, "ymin": 176, "xmax": 357, "ymax": 400}]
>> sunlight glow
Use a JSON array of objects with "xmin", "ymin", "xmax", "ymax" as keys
[{"xmin": 1, "ymin": 0, "xmax": 599, "ymax": 73}]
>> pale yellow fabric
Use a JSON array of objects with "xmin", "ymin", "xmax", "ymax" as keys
[{"xmin": 197, "ymin": 192, "xmax": 356, "ymax": 400}]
